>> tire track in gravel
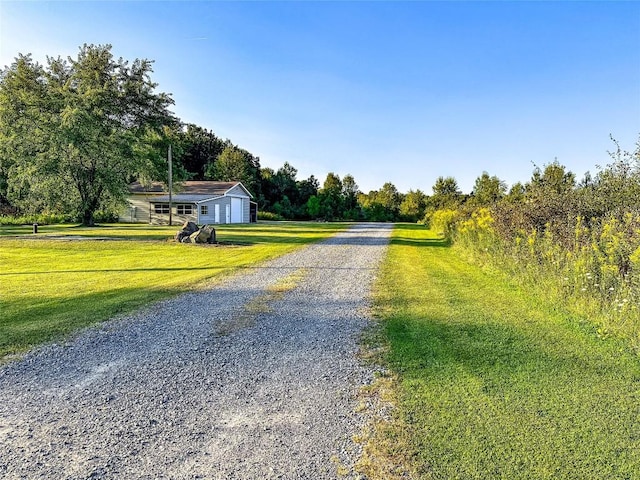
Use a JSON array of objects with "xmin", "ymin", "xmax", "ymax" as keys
[{"xmin": 0, "ymin": 223, "xmax": 392, "ymax": 479}]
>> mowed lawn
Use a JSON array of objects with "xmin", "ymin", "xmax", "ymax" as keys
[
  {"xmin": 370, "ymin": 224, "xmax": 640, "ymax": 479},
  {"xmin": 0, "ymin": 222, "xmax": 346, "ymax": 360}
]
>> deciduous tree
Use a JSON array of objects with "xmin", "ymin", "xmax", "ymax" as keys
[
  {"xmin": 399, "ymin": 189, "xmax": 427, "ymax": 222},
  {"xmin": 470, "ymin": 172, "xmax": 507, "ymax": 207},
  {"xmin": 179, "ymin": 124, "xmax": 224, "ymax": 180},
  {"xmin": 205, "ymin": 142, "xmax": 261, "ymax": 195},
  {"xmin": 428, "ymin": 176, "xmax": 463, "ymax": 211},
  {"xmin": 0, "ymin": 44, "xmax": 176, "ymax": 225},
  {"xmin": 320, "ymin": 172, "xmax": 343, "ymax": 220}
]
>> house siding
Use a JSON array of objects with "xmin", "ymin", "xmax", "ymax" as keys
[
  {"xmin": 218, "ymin": 197, "xmax": 232, "ymax": 224},
  {"xmin": 199, "ymin": 197, "xmax": 250, "ymax": 224},
  {"xmin": 226, "ymin": 184, "xmax": 247, "ymax": 197},
  {"xmin": 150, "ymin": 208, "xmax": 196, "ymax": 225},
  {"xmin": 119, "ymin": 196, "xmax": 154, "ymax": 223},
  {"xmin": 198, "ymin": 204, "xmax": 215, "ymax": 224},
  {"xmin": 119, "ymin": 198, "xmax": 198, "ymax": 225},
  {"xmin": 242, "ymin": 197, "xmax": 250, "ymax": 223},
  {"xmin": 168, "ymin": 213, "xmax": 197, "ymax": 225},
  {"xmin": 198, "ymin": 197, "xmax": 230, "ymax": 224}
]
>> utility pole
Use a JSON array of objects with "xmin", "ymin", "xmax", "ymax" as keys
[{"xmin": 168, "ymin": 144, "xmax": 173, "ymax": 226}]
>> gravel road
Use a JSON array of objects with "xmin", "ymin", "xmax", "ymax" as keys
[{"xmin": 0, "ymin": 223, "xmax": 392, "ymax": 479}]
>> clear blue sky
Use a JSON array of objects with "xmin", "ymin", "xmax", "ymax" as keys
[{"xmin": 1, "ymin": 1, "xmax": 639, "ymax": 194}]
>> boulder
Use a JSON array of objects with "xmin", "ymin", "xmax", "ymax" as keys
[
  {"xmin": 200, "ymin": 225, "xmax": 217, "ymax": 244},
  {"xmin": 175, "ymin": 221, "xmax": 199, "ymax": 243},
  {"xmin": 176, "ymin": 223, "xmax": 216, "ymax": 244},
  {"xmin": 182, "ymin": 221, "xmax": 199, "ymax": 235}
]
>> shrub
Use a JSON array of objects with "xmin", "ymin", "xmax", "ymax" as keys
[
  {"xmin": 452, "ymin": 208, "xmax": 640, "ymax": 345},
  {"xmin": 257, "ymin": 211, "xmax": 284, "ymax": 221},
  {"xmin": 428, "ymin": 208, "xmax": 461, "ymax": 241},
  {"xmin": 0, "ymin": 212, "xmax": 74, "ymax": 225}
]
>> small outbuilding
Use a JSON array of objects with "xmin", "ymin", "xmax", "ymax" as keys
[{"xmin": 120, "ymin": 181, "xmax": 256, "ymax": 225}]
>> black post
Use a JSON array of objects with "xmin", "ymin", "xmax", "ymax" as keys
[{"xmin": 168, "ymin": 144, "xmax": 173, "ymax": 226}]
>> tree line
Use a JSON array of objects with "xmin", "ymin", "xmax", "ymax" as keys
[
  {"xmin": 1, "ymin": 45, "xmax": 637, "ymax": 230},
  {"xmin": 0, "ymin": 43, "xmax": 462, "ymax": 225},
  {"xmin": 0, "ymin": 44, "xmax": 426, "ymax": 224},
  {"xmin": 428, "ymin": 138, "xmax": 640, "ymax": 244}
]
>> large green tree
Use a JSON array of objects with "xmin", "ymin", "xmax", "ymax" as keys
[
  {"xmin": 319, "ymin": 172, "xmax": 343, "ymax": 220},
  {"xmin": 205, "ymin": 142, "xmax": 261, "ymax": 195},
  {"xmin": 258, "ymin": 167, "xmax": 278, "ymax": 210},
  {"xmin": 399, "ymin": 189, "xmax": 427, "ymax": 222},
  {"xmin": 470, "ymin": 171, "xmax": 507, "ymax": 207},
  {"xmin": 137, "ymin": 124, "xmax": 190, "ymax": 186},
  {"xmin": 274, "ymin": 162, "xmax": 299, "ymax": 204},
  {"xmin": 359, "ymin": 182, "xmax": 402, "ymax": 221},
  {"xmin": 297, "ymin": 175, "xmax": 319, "ymax": 205},
  {"xmin": 206, "ymin": 145, "xmax": 249, "ymax": 183},
  {"xmin": 429, "ymin": 176, "xmax": 463, "ymax": 210},
  {"xmin": 342, "ymin": 174, "xmax": 359, "ymax": 212},
  {"xmin": 179, "ymin": 124, "xmax": 224, "ymax": 180},
  {"xmin": 0, "ymin": 44, "xmax": 176, "ymax": 225},
  {"xmin": 586, "ymin": 138, "xmax": 640, "ymax": 219}
]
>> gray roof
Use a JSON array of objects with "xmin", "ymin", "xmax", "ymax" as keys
[{"xmin": 129, "ymin": 181, "xmax": 252, "ymax": 198}]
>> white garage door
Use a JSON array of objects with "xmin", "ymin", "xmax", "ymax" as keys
[{"xmin": 231, "ymin": 198, "xmax": 243, "ymax": 223}]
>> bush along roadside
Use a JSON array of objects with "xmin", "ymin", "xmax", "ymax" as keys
[
  {"xmin": 418, "ymin": 140, "xmax": 640, "ymax": 349},
  {"xmin": 429, "ymin": 214, "xmax": 640, "ymax": 352}
]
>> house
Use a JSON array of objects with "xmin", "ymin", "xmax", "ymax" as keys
[{"xmin": 120, "ymin": 181, "xmax": 257, "ymax": 225}]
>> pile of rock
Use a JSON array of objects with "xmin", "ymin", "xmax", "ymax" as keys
[{"xmin": 175, "ymin": 221, "xmax": 217, "ymax": 244}]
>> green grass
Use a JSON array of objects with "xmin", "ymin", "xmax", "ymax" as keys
[
  {"xmin": 367, "ymin": 223, "xmax": 640, "ymax": 479},
  {"xmin": 0, "ymin": 222, "xmax": 346, "ymax": 360}
]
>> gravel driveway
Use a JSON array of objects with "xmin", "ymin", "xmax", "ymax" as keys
[{"xmin": 0, "ymin": 223, "xmax": 392, "ymax": 479}]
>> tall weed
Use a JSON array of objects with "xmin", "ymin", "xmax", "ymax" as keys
[{"xmin": 448, "ymin": 207, "xmax": 640, "ymax": 349}]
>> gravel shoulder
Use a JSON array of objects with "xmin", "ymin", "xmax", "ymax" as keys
[{"xmin": 0, "ymin": 223, "xmax": 392, "ymax": 479}]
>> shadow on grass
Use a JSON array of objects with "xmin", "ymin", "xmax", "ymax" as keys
[
  {"xmin": 391, "ymin": 236, "xmax": 450, "ymax": 248},
  {"xmin": 384, "ymin": 310, "xmax": 640, "ymax": 477},
  {"xmin": 387, "ymin": 314, "xmax": 628, "ymax": 382},
  {"xmin": 389, "ymin": 223, "xmax": 450, "ymax": 248},
  {"xmin": 1, "ymin": 286, "xmax": 183, "ymax": 358},
  {"xmin": 0, "ymin": 267, "xmax": 230, "ymax": 276}
]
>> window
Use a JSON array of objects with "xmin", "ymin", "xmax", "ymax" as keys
[
  {"xmin": 200, "ymin": 205, "xmax": 208, "ymax": 215},
  {"xmin": 154, "ymin": 203, "xmax": 169, "ymax": 214},
  {"xmin": 177, "ymin": 204, "xmax": 193, "ymax": 215}
]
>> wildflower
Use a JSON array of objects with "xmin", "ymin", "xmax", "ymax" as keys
[
  {"xmin": 609, "ymin": 287, "xmax": 615, "ymax": 291},
  {"xmin": 581, "ymin": 288, "xmax": 587, "ymax": 292}
]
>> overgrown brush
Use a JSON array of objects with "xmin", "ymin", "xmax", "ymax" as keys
[
  {"xmin": 432, "ymin": 137, "xmax": 640, "ymax": 348},
  {"xmin": 439, "ymin": 209, "xmax": 640, "ymax": 349}
]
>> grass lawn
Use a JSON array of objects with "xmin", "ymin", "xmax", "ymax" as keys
[
  {"xmin": 0, "ymin": 222, "xmax": 346, "ymax": 360},
  {"xmin": 367, "ymin": 223, "xmax": 640, "ymax": 479}
]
